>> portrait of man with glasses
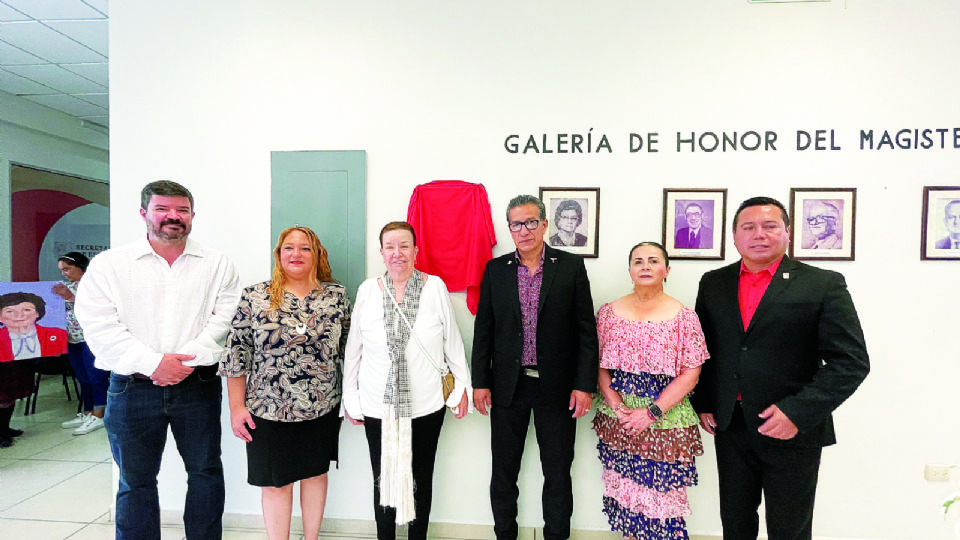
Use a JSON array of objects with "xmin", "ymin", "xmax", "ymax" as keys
[
  {"xmin": 674, "ymin": 201, "xmax": 714, "ymax": 249},
  {"xmin": 802, "ymin": 199, "xmax": 843, "ymax": 250}
]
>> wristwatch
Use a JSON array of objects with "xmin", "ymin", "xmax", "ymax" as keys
[{"xmin": 647, "ymin": 403, "xmax": 664, "ymax": 420}]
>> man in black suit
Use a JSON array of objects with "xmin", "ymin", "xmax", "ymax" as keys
[
  {"xmin": 472, "ymin": 194, "xmax": 599, "ymax": 540},
  {"xmin": 692, "ymin": 196, "xmax": 869, "ymax": 540}
]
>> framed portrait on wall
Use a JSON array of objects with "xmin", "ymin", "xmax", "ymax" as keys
[
  {"xmin": 0, "ymin": 281, "xmax": 68, "ymax": 362},
  {"xmin": 789, "ymin": 188, "xmax": 856, "ymax": 261},
  {"xmin": 662, "ymin": 189, "xmax": 726, "ymax": 260},
  {"xmin": 920, "ymin": 186, "xmax": 960, "ymax": 261},
  {"xmin": 539, "ymin": 187, "xmax": 599, "ymax": 258}
]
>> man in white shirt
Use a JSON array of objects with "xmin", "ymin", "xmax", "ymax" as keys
[{"xmin": 76, "ymin": 180, "xmax": 240, "ymax": 540}]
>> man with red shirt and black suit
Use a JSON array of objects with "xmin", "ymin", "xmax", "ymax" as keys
[{"xmin": 691, "ymin": 196, "xmax": 869, "ymax": 540}]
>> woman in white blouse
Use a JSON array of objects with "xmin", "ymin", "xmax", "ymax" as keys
[{"xmin": 343, "ymin": 221, "xmax": 471, "ymax": 540}]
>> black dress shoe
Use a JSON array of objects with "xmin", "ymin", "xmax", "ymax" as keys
[
  {"xmin": 0, "ymin": 435, "xmax": 13, "ymax": 448},
  {"xmin": 5, "ymin": 428, "xmax": 23, "ymax": 437}
]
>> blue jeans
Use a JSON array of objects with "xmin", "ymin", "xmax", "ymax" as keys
[
  {"xmin": 104, "ymin": 367, "xmax": 224, "ymax": 540},
  {"xmin": 67, "ymin": 341, "xmax": 108, "ymax": 411}
]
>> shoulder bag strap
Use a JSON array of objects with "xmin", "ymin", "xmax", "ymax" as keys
[{"xmin": 378, "ymin": 276, "xmax": 449, "ymax": 376}]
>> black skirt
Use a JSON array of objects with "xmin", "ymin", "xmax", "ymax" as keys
[
  {"xmin": 0, "ymin": 360, "xmax": 35, "ymax": 403},
  {"xmin": 245, "ymin": 409, "xmax": 341, "ymax": 487}
]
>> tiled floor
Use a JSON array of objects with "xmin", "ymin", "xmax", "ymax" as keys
[
  {"xmin": 0, "ymin": 375, "xmax": 116, "ymax": 539},
  {"xmin": 0, "ymin": 375, "xmax": 378, "ymax": 540}
]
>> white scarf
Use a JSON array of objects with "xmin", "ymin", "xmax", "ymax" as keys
[{"xmin": 379, "ymin": 270, "xmax": 424, "ymax": 524}]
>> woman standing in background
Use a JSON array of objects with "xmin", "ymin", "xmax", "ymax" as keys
[{"xmin": 53, "ymin": 252, "xmax": 109, "ymax": 436}]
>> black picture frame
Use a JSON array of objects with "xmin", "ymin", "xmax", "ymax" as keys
[
  {"xmin": 538, "ymin": 187, "xmax": 600, "ymax": 258},
  {"xmin": 921, "ymin": 186, "xmax": 960, "ymax": 261},
  {"xmin": 789, "ymin": 188, "xmax": 856, "ymax": 261},
  {"xmin": 662, "ymin": 189, "xmax": 727, "ymax": 261}
]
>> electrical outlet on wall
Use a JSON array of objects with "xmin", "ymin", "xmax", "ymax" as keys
[{"xmin": 924, "ymin": 464, "xmax": 952, "ymax": 482}]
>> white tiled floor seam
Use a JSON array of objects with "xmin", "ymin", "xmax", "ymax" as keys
[{"xmin": 2, "ymin": 460, "xmax": 104, "ymax": 503}]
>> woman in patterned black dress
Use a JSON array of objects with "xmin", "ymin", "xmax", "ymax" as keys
[{"xmin": 220, "ymin": 226, "xmax": 351, "ymax": 540}]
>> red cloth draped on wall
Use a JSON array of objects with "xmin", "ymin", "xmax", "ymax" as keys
[{"xmin": 407, "ymin": 181, "xmax": 496, "ymax": 314}]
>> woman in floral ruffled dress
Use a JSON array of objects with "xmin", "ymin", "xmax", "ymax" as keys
[{"xmin": 593, "ymin": 242, "xmax": 709, "ymax": 540}]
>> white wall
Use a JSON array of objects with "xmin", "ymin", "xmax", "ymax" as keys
[
  {"xmin": 110, "ymin": 1, "xmax": 960, "ymax": 538},
  {"xmin": 0, "ymin": 91, "xmax": 109, "ymax": 281}
]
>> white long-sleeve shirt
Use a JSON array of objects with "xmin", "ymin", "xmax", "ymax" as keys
[
  {"xmin": 75, "ymin": 237, "xmax": 241, "ymax": 376},
  {"xmin": 343, "ymin": 274, "xmax": 472, "ymax": 420}
]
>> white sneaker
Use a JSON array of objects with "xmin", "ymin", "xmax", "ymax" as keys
[
  {"xmin": 62, "ymin": 413, "xmax": 86, "ymax": 429},
  {"xmin": 73, "ymin": 415, "xmax": 104, "ymax": 436}
]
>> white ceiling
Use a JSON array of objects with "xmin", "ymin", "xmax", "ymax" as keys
[{"xmin": 0, "ymin": 0, "xmax": 108, "ymax": 130}]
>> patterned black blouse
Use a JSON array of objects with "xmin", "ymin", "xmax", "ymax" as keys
[{"xmin": 220, "ymin": 281, "xmax": 351, "ymax": 422}]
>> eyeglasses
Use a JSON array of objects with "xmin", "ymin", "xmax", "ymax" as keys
[
  {"xmin": 508, "ymin": 218, "xmax": 541, "ymax": 232},
  {"xmin": 806, "ymin": 215, "xmax": 837, "ymax": 225}
]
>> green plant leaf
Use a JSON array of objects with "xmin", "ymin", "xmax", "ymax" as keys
[{"xmin": 944, "ymin": 498, "xmax": 958, "ymax": 515}]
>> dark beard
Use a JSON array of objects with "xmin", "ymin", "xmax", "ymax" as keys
[{"xmin": 149, "ymin": 219, "xmax": 191, "ymax": 241}]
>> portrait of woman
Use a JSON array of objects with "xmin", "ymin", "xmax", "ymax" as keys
[
  {"xmin": 343, "ymin": 221, "xmax": 471, "ymax": 540},
  {"xmin": 220, "ymin": 226, "xmax": 351, "ymax": 540},
  {"xmin": 0, "ymin": 291, "xmax": 69, "ymax": 447},
  {"xmin": 0, "ymin": 291, "xmax": 68, "ymax": 361},
  {"xmin": 549, "ymin": 199, "xmax": 588, "ymax": 247},
  {"xmin": 592, "ymin": 242, "xmax": 708, "ymax": 539}
]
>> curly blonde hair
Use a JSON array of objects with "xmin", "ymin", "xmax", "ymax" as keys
[{"xmin": 268, "ymin": 226, "xmax": 334, "ymax": 311}]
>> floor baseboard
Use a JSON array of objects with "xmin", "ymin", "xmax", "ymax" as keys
[{"xmin": 152, "ymin": 510, "xmax": 722, "ymax": 539}]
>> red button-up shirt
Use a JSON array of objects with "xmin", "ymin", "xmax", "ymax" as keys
[
  {"xmin": 736, "ymin": 256, "xmax": 783, "ymax": 401},
  {"xmin": 737, "ymin": 256, "xmax": 783, "ymax": 331}
]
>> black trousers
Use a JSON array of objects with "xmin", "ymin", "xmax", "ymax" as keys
[
  {"xmin": 489, "ymin": 374, "xmax": 576, "ymax": 540},
  {"xmin": 714, "ymin": 403, "xmax": 822, "ymax": 540},
  {"xmin": 363, "ymin": 407, "xmax": 445, "ymax": 540}
]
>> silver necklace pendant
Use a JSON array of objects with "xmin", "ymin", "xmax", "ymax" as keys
[{"xmin": 295, "ymin": 322, "xmax": 307, "ymax": 335}]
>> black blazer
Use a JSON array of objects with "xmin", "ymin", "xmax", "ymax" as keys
[
  {"xmin": 471, "ymin": 245, "xmax": 599, "ymax": 408},
  {"xmin": 691, "ymin": 257, "xmax": 869, "ymax": 448}
]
